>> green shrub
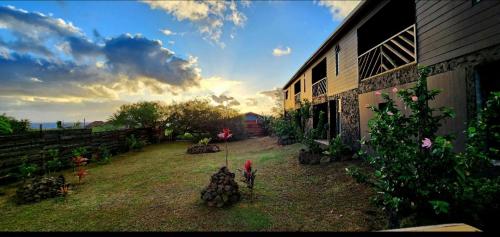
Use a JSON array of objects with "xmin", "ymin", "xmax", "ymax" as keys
[
  {"xmin": 126, "ymin": 134, "xmax": 145, "ymax": 151},
  {"xmin": 176, "ymin": 132, "xmax": 194, "ymax": 140},
  {"xmin": 347, "ymin": 67, "xmax": 500, "ymax": 229},
  {"xmin": 324, "ymin": 135, "xmax": 350, "ymax": 160},
  {"xmin": 97, "ymin": 145, "xmax": 111, "ymax": 164},
  {"xmin": 198, "ymin": 138, "xmax": 211, "ymax": 146},
  {"xmin": 46, "ymin": 149, "xmax": 63, "ymax": 175},
  {"xmin": 18, "ymin": 156, "xmax": 38, "ymax": 181},
  {"xmin": 0, "ymin": 116, "xmax": 12, "ymax": 135}
]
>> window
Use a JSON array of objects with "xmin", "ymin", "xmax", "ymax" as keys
[
  {"xmin": 335, "ymin": 45, "xmax": 340, "ymax": 76},
  {"xmin": 285, "ymin": 90, "xmax": 289, "ymax": 100},
  {"xmin": 303, "ymin": 76, "xmax": 306, "ymax": 92},
  {"xmin": 294, "ymin": 80, "xmax": 301, "ymax": 95}
]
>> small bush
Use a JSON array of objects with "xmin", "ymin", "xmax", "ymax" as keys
[
  {"xmin": 126, "ymin": 134, "xmax": 145, "ymax": 151},
  {"xmin": 324, "ymin": 135, "xmax": 351, "ymax": 160},
  {"xmin": 198, "ymin": 137, "xmax": 211, "ymax": 146},
  {"xmin": 46, "ymin": 149, "xmax": 63, "ymax": 175},
  {"xmin": 18, "ymin": 156, "xmax": 38, "ymax": 181}
]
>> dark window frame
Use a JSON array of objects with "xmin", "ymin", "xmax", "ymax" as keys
[{"xmin": 335, "ymin": 45, "xmax": 340, "ymax": 76}]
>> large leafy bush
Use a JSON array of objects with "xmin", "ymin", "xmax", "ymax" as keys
[{"xmin": 347, "ymin": 66, "xmax": 500, "ymax": 229}]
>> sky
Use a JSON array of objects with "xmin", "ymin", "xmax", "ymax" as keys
[{"xmin": 0, "ymin": 0, "xmax": 361, "ymax": 122}]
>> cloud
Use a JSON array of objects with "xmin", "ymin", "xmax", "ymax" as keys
[
  {"xmin": 272, "ymin": 46, "xmax": 291, "ymax": 57},
  {"xmin": 245, "ymin": 98, "xmax": 258, "ymax": 106},
  {"xmin": 210, "ymin": 93, "xmax": 240, "ymax": 107},
  {"xmin": 142, "ymin": 0, "xmax": 247, "ymax": 47},
  {"xmin": 259, "ymin": 88, "xmax": 283, "ymax": 101},
  {"xmin": 316, "ymin": 0, "xmax": 362, "ymax": 20},
  {"xmin": 160, "ymin": 28, "xmax": 176, "ymax": 36}
]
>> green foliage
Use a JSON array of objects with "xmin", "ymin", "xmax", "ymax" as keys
[
  {"xmin": 72, "ymin": 147, "xmax": 88, "ymax": 158},
  {"xmin": 109, "ymin": 101, "xmax": 166, "ymax": 128},
  {"xmin": 56, "ymin": 121, "xmax": 62, "ymax": 129},
  {"xmin": 165, "ymin": 99, "xmax": 246, "ymax": 140},
  {"xmin": 46, "ymin": 149, "xmax": 63, "ymax": 175},
  {"xmin": 126, "ymin": 134, "xmax": 145, "ymax": 151},
  {"xmin": 271, "ymin": 115, "xmax": 297, "ymax": 139},
  {"xmin": 198, "ymin": 138, "xmax": 211, "ymax": 146},
  {"xmin": 0, "ymin": 114, "xmax": 30, "ymax": 134},
  {"xmin": 177, "ymin": 132, "xmax": 194, "ymax": 140},
  {"xmin": 18, "ymin": 156, "xmax": 38, "ymax": 181},
  {"xmin": 0, "ymin": 115, "xmax": 12, "ymax": 135},
  {"xmin": 91, "ymin": 123, "xmax": 121, "ymax": 133},
  {"xmin": 324, "ymin": 135, "xmax": 350, "ymax": 160},
  {"xmin": 96, "ymin": 145, "xmax": 112, "ymax": 164},
  {"xmin": 348, "ymin": 66, "xmax": 500, "ymax": 229}
]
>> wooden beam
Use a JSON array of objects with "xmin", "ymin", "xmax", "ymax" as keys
[
  {"xmin": 390, "ymin": 38, "xmax": 415, "ymax": 59},
  {"xmin": 384, "ymin": 43, "xmax": 411, "ymax": 63}
]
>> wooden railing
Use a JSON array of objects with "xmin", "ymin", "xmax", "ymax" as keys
[
  {"xmin": 294, "ymin": 92, "xmax": 301, "ymax": 105},
  {"xmin": 358, "ymin": 24, "xmax": 416, "ymax": 80},
  {"xmin": 312, "ymin": 77, "xmax": 327, "ymax": 97}
]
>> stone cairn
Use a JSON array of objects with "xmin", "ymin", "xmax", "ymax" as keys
[
  {"xmin": 187, "ymin": 144, "xmax": 220, "ymax": 154},
  {"xmin": 15, "ymin": 175, "xmax": 66, "ymax": 204},
  {"xmin": 200, "ymin": 166, "xmax": 241, "ymax": 207}
]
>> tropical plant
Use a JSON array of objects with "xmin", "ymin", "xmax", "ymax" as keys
[
  {"xmin": 218, "ymin": 128, "xmax": 233, "ymax": 167},
  {"xmin": 0, "ymin": 115, "xmax": 12, "ymax": 135},
  {"xmin": 46, "ymin": 149, "xmax": 63, "ymax": 175},
  {"xmin": 324, "ymin": 135, "xmax": 351, "ymax": 160},
  {"xmin": 72, "ymin": 147, "xmax": 88, "ymax": 158},
  {"xmin": 198, "ymin": 137, "xmax": 211, "ymax": 146},
  {"xmin": 126, "ymin": 134, "xmax": 145, "ymax": 151},
  {"xmin": 346, "ymin": 67, "xmax": 500, "ymax": 229},
  {"xmin": 18, "ymin": 156, "xmax": 38, "ymax": 181},
  {"xmin": 0, "ymin": 114, "xmax": 30, "ymax": 133}
]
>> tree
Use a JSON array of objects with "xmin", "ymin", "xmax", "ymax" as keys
[
  {"xmin": 109, "ymin": 101, "xmax": 166, "ymax": 128},
  {"xmin": 0, "ymin": 114, "xmax": 30, "ymax": 134},
  {"xmin": 164, "ymin": 99, "xmax": 246, "ymax": 140}
]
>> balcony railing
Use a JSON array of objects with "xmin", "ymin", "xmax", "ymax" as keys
[
  {"xmin": 358, "ymin": 24, "xmax": 416, "ymax": 80},
  {"xmin": 312, "ymin": 77, "xmax": 327, "ymax": 97},
  {"xmin": 294, "ymin": 92, "xmax": 301, "ymax": 105}
]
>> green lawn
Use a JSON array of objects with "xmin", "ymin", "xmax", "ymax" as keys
[{"xmin": 0, "ymin": 137, "xmax": 386, "ymax": 231}]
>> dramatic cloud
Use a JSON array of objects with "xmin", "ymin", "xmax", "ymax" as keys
[
  {"xmin": 316, "ymin": 0, "xmax": 362, "ymax": 20},
  {"xmin": 0, "ymin": 5, "xmax": 205, "ymax": 121},
  {"xmin": 260, "ymin": 88, "xmax": 283, "ymax": 101},
  {"xmin": 272, "ymin": 46, "xmax": 291, "ymax": 57},
  {"xmin": 142, "ymin": 0, "xmax": 247, "ymax": 47}
]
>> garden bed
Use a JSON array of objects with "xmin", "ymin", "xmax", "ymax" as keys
[{"xmin": 0, "ymin": 137, "xmax": 386, "ymax": 231}]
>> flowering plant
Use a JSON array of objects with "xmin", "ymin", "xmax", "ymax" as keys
[{"xmin": 218, "ymin": 128, "xmax": 232, "ymax": 167}]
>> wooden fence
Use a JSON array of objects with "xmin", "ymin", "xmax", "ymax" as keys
[{"xmin": 0, "ymin": 128, "xmax": 156, "ymax": 184}]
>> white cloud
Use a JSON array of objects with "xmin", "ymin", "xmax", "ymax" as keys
[
  {"xmin": 272, "ymin": 46, "xmax": 292, "ymax": 57},
  {"xmin": 142, "ymin": 0, "xmax": 248, "ymax": 47},
  {"xmin": 160, "ymin": 28, "xmax": 176, "ymax": 36},
  {"xmin": 317, "ymin": 0, "xmax": 362, "ymax": 20}
]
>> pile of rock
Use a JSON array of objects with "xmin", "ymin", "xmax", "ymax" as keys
[
  {"xmin": 200, "ymin": 166, "xmax": 241, "ymax": 207},
  {"xmin": 187, "ymin": 144, "xmax": 220, "ymax": 154},
  {"xmin": 15, "ymin": 175, "xmax": 66, "ymax": 204}
]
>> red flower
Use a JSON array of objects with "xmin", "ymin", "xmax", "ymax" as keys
[
  {"xmin": 218, "ymin": 128, "xmax": 233, "ymax": 140},
  {"xmin": 244, "ymin": 160, "xmax": 252, "ymax": 173}
]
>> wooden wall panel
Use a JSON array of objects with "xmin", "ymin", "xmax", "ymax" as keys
[{"xmin": 417, "ymin": 0, "xmax": 500, "ymax": 66}]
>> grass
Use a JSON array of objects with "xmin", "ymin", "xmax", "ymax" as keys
[{"xmin": 0, "ymin": 137, "xmax": 386, "ymax": 231}]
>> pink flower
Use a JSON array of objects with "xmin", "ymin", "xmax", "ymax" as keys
[
  {"xmin": 392, "ymin": 87, "xmax": 398, "ymax": 93},
  {"xmin": 422, "ymin": 138, "xmax": 432, "ymax": 149},
  {"xmin": 218, "ymin": 128, "xmax": 233, "ymax": 141},
  {"xmin": 375, "ymin": 91, "xmax": 381, "ymax": 96},
  {"xmin": 387, "ymin": 111, "xmax": 394, "ymax": 116},
  {"xmin": 411, "ymin": 96, "xmax": 418, "ymax": 102}
]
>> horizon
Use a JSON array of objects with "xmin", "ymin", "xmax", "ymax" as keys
[{"xmin": 0, "ymin": 0, "xmax": 361, "ymax": 122}]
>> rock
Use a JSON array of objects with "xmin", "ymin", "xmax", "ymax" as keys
[
  {"xmin": 298, "ymin": 149, "xmax": 324, "ymax": 165},
  {"xmin": 320, "ymin": 156, "xmax": 331, "ymax": 164},
  {"xmin": 187, "ymin": 144, "xmax": 221, "ymax": 154},
  {"xmin": 200, "ymin": 166, "xmax": 241, "ymax": 207},
  {"xmin": 15, "ymin": 175, "xmax": 66, "ymax": 204}
]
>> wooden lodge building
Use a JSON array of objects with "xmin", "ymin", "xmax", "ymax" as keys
[{"xmin": 282, "ymin": 0, "xmax": 500, "ymax": 150}]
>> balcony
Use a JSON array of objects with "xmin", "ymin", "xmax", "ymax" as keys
[
  {"xmin": 294, "ymin": 92, "xmax": 301, "ymax": 105},
  {"xmin": 312, "ymin": 77, "xmax": 327, "ymax": 97},
  {"xmin": 358, "ymin": 24, "xmax": 416, "ymax": 80}
]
